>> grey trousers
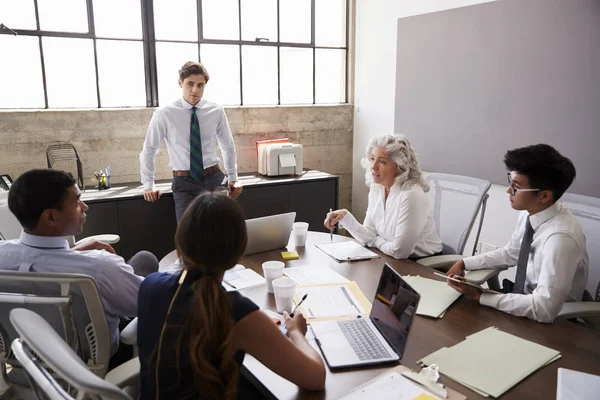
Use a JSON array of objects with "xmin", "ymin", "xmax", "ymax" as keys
[
  {"xmin": 172, "ymin": 171, "xmax": 226, "ymax": 223},
  {"xmin": 127, "ymin": 250, "xmax": 159, "ymax": 277}
]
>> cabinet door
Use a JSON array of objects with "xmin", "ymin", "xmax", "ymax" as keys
[
  {"xmin": 289, "ymin": 180, "xmax": 337, "ymax": 233},
  {"xmin": 237, "ymin": 185, "xmax": 293, "ymax": 219},
  {"xmin": 76, "ymin": 201, "xmax": 122, "ymax": 255},
  {"xmin": 117, "ymin": 196, "xmax": 177, "ymax": 262}
]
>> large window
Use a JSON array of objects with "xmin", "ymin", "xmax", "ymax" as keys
[{"xmin": 0, "ymin": 0, "xmax": 348, "ymax": 109}]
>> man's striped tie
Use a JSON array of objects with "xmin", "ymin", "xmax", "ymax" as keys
[{"xmin": 190, "ymin": 106, "xmax": 204, "ymax": 180}]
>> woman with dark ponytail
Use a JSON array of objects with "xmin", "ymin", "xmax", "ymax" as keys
[{"xmin": 137, "ymin": 192, "xmax": 326, "ymax": 399}]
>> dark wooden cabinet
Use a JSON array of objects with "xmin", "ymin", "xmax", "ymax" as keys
[{"xmin": 77, "ymin": 171, "xmax": 338, "ymax": 261}]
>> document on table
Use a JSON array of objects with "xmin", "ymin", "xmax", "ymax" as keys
[
  {"xmin": 419, "ymin": 326, "xmax": 561, "ymax": 398},
  {"xmin": 403, "ymin": 275, "xmax": 461, "ymax": 318},
  {"xmin": 296, "ymin": 283, "xmax": 367, "ymax": 318},
  {"xmin": 222, "ymin": 264, "xmax": 265, "ymax": 292},
  {"xmin": 315, "ymin": 241, "xmax": 380, "ymax": 262},
  {"xmin": 284, "ymin": 266, "xmax": 349, "ymax": 285},
  {"xmin": 557, "ymin": 368, "xmax": 600, "ymax": 400}
]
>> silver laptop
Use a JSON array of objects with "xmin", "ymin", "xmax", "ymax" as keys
[
  {"xmin": 310, "ymin": 263, "xmax": 420, "ymax": 369},
  {"xmin": 244, "ymin": 212, "xmax": 296, "ymax": 255}
]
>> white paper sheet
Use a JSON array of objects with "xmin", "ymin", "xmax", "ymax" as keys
[
  {"xmin": 284, "ymin": 266, "xmax": 349, "ymax": 285},
  {"xmin": 297, "ymin": 285, "xmax": 365, "ymax": 318}
]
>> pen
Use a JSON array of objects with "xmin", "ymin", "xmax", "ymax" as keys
[
  {"xmin": 223, "ymin": 279, "xmax": 237, "ymax": 289},
  {"xmin": 329, "ymin": 208, "xmax": 333, "ymax": 241},
  {"xmin": 290, "ymin": 293, "xmax": 308, "ymax": 317}
]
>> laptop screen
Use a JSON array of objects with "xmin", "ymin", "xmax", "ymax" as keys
[{"xmin": 369, "ymin": 263, "xmax": 420, "ymax": 358}]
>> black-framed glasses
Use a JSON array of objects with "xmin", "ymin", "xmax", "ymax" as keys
[{"xmin": 506, "ymin": 172, "xmax": 541, "ymax": 196}]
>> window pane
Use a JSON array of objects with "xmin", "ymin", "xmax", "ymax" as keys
[
  {"xmin": 201, "ymin": 44, "xmax": 240, "ymax": 106},
  {"xmin": 202, "ymin": 0, "xmax": 239, "ymax": 40},
  {"xmin": 241, "ymin": 0, "xmax": 277, "ymax": 42},
  {"xmin": 42, "ymin": 37, "xmax": 96, "ymax": 107},
  {"xmin": 315, "ymin": 49, "xmax": 345, "ymax": 104},
  {"xmin": 154, "ymin": 0, "xmax": 197, "ymax": 41},
  {"xmin": 93, "ymin": 0, "xmax": 142, "ymax": 39},
  {"xmin": 280, "ymin": 48, "xmax": 312, "ymax": 104},
  {"xmin": 96, "ymin": 40, "xmax": 145, "ymax": 107},
  {"xmin": 0, "ymin": 0, "xmax": 36, "ymax": 30},
  {"xmin": 241, "ymin": 46, "xmax": 277, "ymax": 105},
  {"xmin": 315, "ymin": 0, "xmax": 346, "ymax": 47},
  {"xmin": 38, "ymin": 0, "xmax": 88, "ymax": 33},
  {"xmin": 156, "ymin": 42, "xmax": 198, "ymax": 106},
  {"xmin": 0, "ymin": 36, "xmax": 44, "ymax": 108},
  {"xmin": 280, "ymin": 0, "xmax": 311, "ymax": 43}
]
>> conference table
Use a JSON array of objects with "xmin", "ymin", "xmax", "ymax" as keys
[{"xmin": 160, "ymin": 231, "xmax": 600, "ymax": 400}]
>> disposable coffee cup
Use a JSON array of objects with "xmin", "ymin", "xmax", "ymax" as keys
[
  {"xmin": 292, "ymin": 222, "xmax": 309, "ymax": 247},
  {"xmin": 272, "ymin": 277, "xmax": 297, "ymax": 313},
  {"xmin": 262, "ymin": 261, "xmax": 285, "ymax": 293}
]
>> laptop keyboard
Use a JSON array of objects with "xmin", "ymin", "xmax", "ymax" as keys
[{"xmin": 338, "ymin": 319, "xmax": 391, "ymax": 361}]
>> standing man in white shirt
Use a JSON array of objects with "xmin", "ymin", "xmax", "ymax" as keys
[
  {"xmin": 446, "ymin": 144, "xmax": 589, "ymax": 323},
  {"xmin": 140, "ymin": 61, "xmax": 243, "ymax": 222}
]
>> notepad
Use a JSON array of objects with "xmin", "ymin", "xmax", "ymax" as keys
[
  {"xmin": 294, "ymin": 282, "xmax": 372, "ymax": 322},
  {"xmin": 335, "ymin": 365, "xmax": 466, "ymax": 400},
  {"xmin": 284, "ymin": 266, "xmax": 349, "ymax": 285},
  {"xmin": 403, "ymin": 275, "xmax": 461, "ymax": 318},
  {"xmin": 315, "ymin": 241, "xmax": 380, "ymax": 262},
  {"xmin": 281, "ymin": 251, "xmax": 299, "ymax": 260},
  {"xmin": 222, "ymin": 264, "xmax": 265, "ymax": 292},
  {"xmin": 419, "ymin": 327, "xmax": 561, "ymax": 398}
]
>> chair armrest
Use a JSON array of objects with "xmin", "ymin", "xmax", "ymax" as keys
[
  {"xmin": 416, "ymin": 254, "xmax": 463, "ymax": 271},
  {"xmin": 75, "ymin": 234, "xmax": 120, "ymax": 246},
  {"xmin": 105, "ymin": 357, "xmax": 140, "ymax": 389},
  {"xmin": 465, "ymin": 268, "xmax": 505, "ymax": 285},
  {"xmin": 120, "ymin": 318, "xmax": 138, "ymax": 346},
  {"xmin": 556, "ymin": 302, "xmax": 600, "ymax": 320}
]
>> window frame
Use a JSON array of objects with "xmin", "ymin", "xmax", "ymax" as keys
[{"xmin": 0, "ymin": 0, "xmax": 349, "ymax": 108}]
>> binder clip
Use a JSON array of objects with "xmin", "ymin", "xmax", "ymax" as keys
[{"xmin": 402, "ymin": 364, "xmax": 448, "ymax": 398}]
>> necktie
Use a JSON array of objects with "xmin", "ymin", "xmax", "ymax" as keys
[
  {"xmin": 513, "ymin": 216, "xmax": 534, "ymax": 294},
  {"xmin": 189, "ymin": 106, "xmax": 204, "ymax": 180}
]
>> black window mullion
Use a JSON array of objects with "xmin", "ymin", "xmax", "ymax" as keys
[
  {"xmin": 142, "ymin": 0, "xmax": 158, "ymax": 107},
  {"xmin": 311, "ymin": 0, "xmax": 316, "ymax": 104},
  {"xmin": 238, "ymin": 0, "xmax": 243, "ymax": 105},
  {"xmin": 87, "ymin": 0, "xmax": 101, "ymax": 108},
  {"xmin": 33, "ymin": 0, "xmax": 49, "ymax": 109},
  {"xmin": 276, "ymin": 0, "xmax": 280, "ymax": 105}
]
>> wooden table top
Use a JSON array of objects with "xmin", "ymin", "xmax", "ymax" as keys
[{"xmin": 159, "ymin": 232, "xmax": 600, "ymax": 400}]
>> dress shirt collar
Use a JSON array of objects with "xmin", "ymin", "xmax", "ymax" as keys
[
  {"xmin": 179, "ymin": 97, "xmax": 204, "ymax": 110},
  {"xmin": 529, "ymin": 201, "xmax": 561, "ymax": 231},
  {"xmin": 19, "ymin": 231, "xmax": 70, "ymax": 249}
]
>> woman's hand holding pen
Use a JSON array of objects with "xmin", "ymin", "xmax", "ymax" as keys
[
  {"xmin": 283, "ymin": 311, "xmax": 308, "ymax": 336},
  {"xmin": 324, "ymin": 209, "xmax": 347, "ymax": 230}
]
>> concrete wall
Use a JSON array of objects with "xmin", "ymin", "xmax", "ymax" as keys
[{"xmin": 0, "ymin": 105, "xmax": 353, "ymax": 210}]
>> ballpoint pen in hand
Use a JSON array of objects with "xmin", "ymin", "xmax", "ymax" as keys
[{"xmin": 290, "ymin": 293, "xmax": 308, "ymax": 317}]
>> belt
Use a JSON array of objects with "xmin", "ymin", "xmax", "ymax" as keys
[{"xmin": 173, "ymin": 165, "xmax": 220, "ymax": 177}]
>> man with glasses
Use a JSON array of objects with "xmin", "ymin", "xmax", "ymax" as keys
[{"xmin": 446, "ymin": 144, "xmax": 589, "ymax": 323}]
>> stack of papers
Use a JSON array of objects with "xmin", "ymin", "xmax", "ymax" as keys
[
  {"xmin": 403, "ymin": 275, "xmax": 461, "ymax": 318},
  {"xmin": 315, "ymin": 241, "xmax": 380, "ymax": 262},
  {"xmin": 419, "ymin": 327, "xmax": 561, "ymax": 397},
  {"xmin": 222, "ymin": 264, "xmax": 265, "ymax": 292},
  {"xmin": 284, "ymin": 266, "xmax": 349, "ymax": 285}
]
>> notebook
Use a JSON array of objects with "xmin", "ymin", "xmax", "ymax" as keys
[
  {"xmin": 335, "ymin": 365, "xmax": 466, "ymax": 400},
  {"xmin": 222, "ymin": 264, "xmax": 265, "ymax": 291},
  {"xmin": 315, "ymin": 241, "xmax": 380, "ymax": 262}
]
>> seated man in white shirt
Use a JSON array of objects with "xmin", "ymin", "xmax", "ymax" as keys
[
  {"xmin": 325, "ymin": 134, "xmax": 443, "ymax": 259},
  {"xmin": 446, "ymin": 144, "xmax": 589, "ymax": 323},
  {"xmin": 0, "ymin": 169, "xmax": 159, "ymax": 359}
]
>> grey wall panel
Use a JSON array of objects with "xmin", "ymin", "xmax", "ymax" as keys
[{"xmin": 394, "ymin": 0, "xmax": 600, "ymax": 197}]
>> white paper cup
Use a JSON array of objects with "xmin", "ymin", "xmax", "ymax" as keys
[
  {"xmin": 292, "ymin": 222, "xmax": 309, "ymax": 247},
  {"xmin": 262, "ymin": 261, "xmax": 285, "ymax": 293},
  {"xmin": 272, "ymin": 277, "xmax": 297, "ymax": 313}
]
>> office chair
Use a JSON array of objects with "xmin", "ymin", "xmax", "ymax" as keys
[
  {"xmin": 0, "ymin": 271, "xmax": 138, "ymax": 398},
  {"xmin": 10, "ymin": 308, "xmax": 135, "ymax": 400},
  {"xmin": 554, "ymin": 193, "xmax": 600, "ymax": 331},
  {"xmin": 0, "ymin": 191, "xmax": 119, "ymax": 246},
  {"xmin": 415, "ymin": 173, "xmax": 504, "ymax": 289}
]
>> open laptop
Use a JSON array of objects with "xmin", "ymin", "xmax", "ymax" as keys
[
  {"xmin": 244, "ymin": 212, "xmax": 296, "ymax": 255},
  {"xmin": 310, "ymin": 263, "xmax": 420, "ymax": 369}
]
